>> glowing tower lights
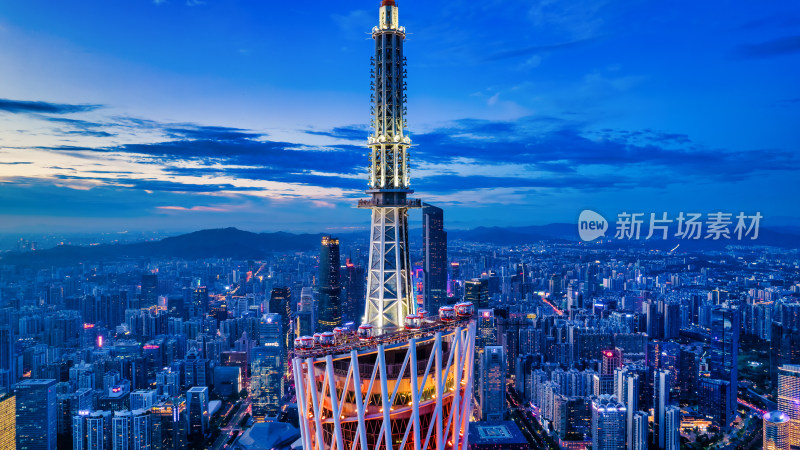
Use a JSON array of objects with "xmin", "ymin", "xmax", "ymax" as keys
[{"xmin": 292, "ymin": 2, "xmax": 476, "ymax": 450}]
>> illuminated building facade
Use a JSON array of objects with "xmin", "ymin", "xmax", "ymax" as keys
[
  {"xmin": 763, "ymin": 410, "xmax": 791, "ymax": 450},
  {"xmin": 422, "ymin": 204, "xmax": 447, "ymax": 313},
  {"xmin": 318, "ymin": 236, "xmax": 343, "ymax": 332},
  {"xmin": 252, "ymin": 313, "xmax": 285, "ymax": 422},
  {"xmin": 0, "ymin": 393, "xmax": 15, "ymax": 450},
  {"xmin": 778, "ymin": 364, "xmax": 800, "ymax": 448},
  {"xmin": 590, "ymin": 395, "xmax": 626, "ymax": 450},
  {"xmin": 479, "ymin": 346, "xmax": 506, "ymax": 421},
  {"xmin": 15, "ymin": 378, "xmax": 57, "ymax": 450}
]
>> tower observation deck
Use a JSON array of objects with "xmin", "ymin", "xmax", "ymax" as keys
[{"xmin": 292, "ymin": 2, "xmax": 476, "ymax": 450}]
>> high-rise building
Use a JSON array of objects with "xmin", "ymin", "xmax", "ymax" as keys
[
  {"xmin": 778, "ymin": 364, "xmax": 800, "ymax": 448},
  {"xmin": 664, "ymin": 406, "xmax": 680, "ymax": 450},
  {"xmin": 270, "ymin": 286, "xmax": 292, "ymax": 352},
  {"xmin": 698, "ymin": 378, "xmax": 731, "ymax": 428},
  {"xmin": 614, "ymin": 368, "xmax": 641, "ymax": 450},
  {"xmin": 763, "ymin": 410, "xmax": 791, "ymax": 450},
  {"xmin": 16, "ymin": 379, "xmax": 57, "ymax": 450},
  {"xmin": 191, "ymin": 287, "xmax": 208, "ymax": 318},
  {"xmin": 480, "ymin": 346, "xmax": 507, "ymax": 421},
  {"xmin": 591, "ymin": 394, "xmax": 626, "ymax": 450},
  {"xmin": 151, "ymin": 399, "xmax": 187, "ymax": 450},
  {"xmin": 342, "ymin": 259, "xmax": 366, "ymax": 324},
  {"xmin": 186, "ymin": 387, "xmax": 209, "ymax": 440},
  {"xmin": 112, "ymin": 409, "xmax": 150, "ymax": 450},
  {"xmin": 141, "ymin": 274, "xmax": 158, "ymax": 308},
  {"xmin": 653, "ymin": 369, "xmax": 671, "ymax": 449},
  {"xmin": 476, "ymin": 309, "xmax": 498, "ymax": 348},
  {"xmin": 422, "ymin": 203, "xmax": 447, "ymax": 313},
  {"xmin": 260, "ymin": 312, "xmax": 286, "ymax": 375},
  {"xmin": 0, "ymin": 326, "xmax": 16, "ymax": 393},
  {"xmin": 317, "ymin": 236, "xmax": 342, "ymax": 332},
  {"xmin": 709, "ymin": 306, "xmax": 739, "ymax": 427},
  {"xmin": 293, "ymin": 4, "xmax": 476, "ymax": 450},
  {"xmin": 252, "ymin": 314, "xmax": 284, "ymax": 422},
  {"xmin": 465, "ymin": 278, "xmax": 489, "ymax": 310},
  {"xmin": 602, "ymin": 348, "xmax": 623, "ymax": 375},
  {"xmin": 631, "ymin": 411, "xmax": 649, "ymax": 450},
  {"xmin": 296, "ymin": 287, "xmax": 315, "ymax": 338},
  {"xmin": 0, "ymin": 393, "xmax": 15, "ymax": 450},
  {"xmin": 72, "ymin": 410, "xmax": 112, "ymax": 450}
]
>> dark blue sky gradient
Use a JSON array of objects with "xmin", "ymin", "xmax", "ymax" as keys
[{"xmin": 0, "ymin": 0, "xmax": 797, "ymax": 232}]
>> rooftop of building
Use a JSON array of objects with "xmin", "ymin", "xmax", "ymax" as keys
[
  {"xmin": 234, "ymin": 422, "xmax": 301, "ymax": 450},
  {"xmin": 468, "ymin": 421, "xmax": 528, "ymax": 445}
]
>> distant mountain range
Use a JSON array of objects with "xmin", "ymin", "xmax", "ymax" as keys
[{"xmin": 2, "ymin": 223, "xmax": 799, "ymax": 265}]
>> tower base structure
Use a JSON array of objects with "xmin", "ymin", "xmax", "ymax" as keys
[{"xmin": 293, "ymin": 320, "xmax": 476, "ymax": 450}]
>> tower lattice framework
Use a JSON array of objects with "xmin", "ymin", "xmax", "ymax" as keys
[{"xmin": 358, "ymin": 0, "xmax": 420, "ymax": 333}]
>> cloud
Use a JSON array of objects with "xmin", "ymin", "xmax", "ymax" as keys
[
  {"xmin": 9, "ymin": 105, "xmax": 797, "ymax": 212},
  {"xmin": 733, "ymin": 35, "xmax": 800, "ymax": 59},
  {"xmin": 485, "ymin": 38, "xmax": 593, "ymax": 61},
  {"xmin": 0, "ymin": 99, "xmax": 102, "ymax": 115},
  {"xmin": 305, "ymin": 126, "xmax": 367, "ymax": 141},
  {"xmin": 157, "ymin": 205, "xmax": 227, "ymax": 212}
]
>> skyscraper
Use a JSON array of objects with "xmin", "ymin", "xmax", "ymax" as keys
[
  {"xmin": 141, "ymin": 274, "xmax": 158, "ymax": 308},
  {"xmin": 709, "ymin": 306, "xmax": 739, "ymax": 427},
  {"xmin": 186, "ymin": 387, "xmax": 209, "ymax": 440},
  {"xmin": 591, "ymin": 394, "xmax": 626, "ymax": 450},
  {"xmin": 293, "ymin": 3, "xmax": 476, "ymax": 450},
  {"xmin": 653, "ymin": 369, "xmax": 671, "ymax": 449},
  {"xmin": 270, "ymin": 286, "xmax": 292, "ymax": 352},
  {"xmin": 15, "ymin": 378, "xmax": 57, "ymax": 450},
  {"xmin": 465, "ymin": 278, "xmax": 489, "ymax": 310},
  {"xmin": 698, "ymin": 378, "xmax": 732, "ymax": 428},
  {"xmin": 72, "ymin": 410, "xmax": 111, "ymax": 450},
  {"xmin": 614, "ymin": 368, "xmax": 641, "ymax": 450},
  {"xmin": 764, "ymin": 410, "xmax": 791, "ymax": 450},
  {"xmin": 0, "ymin": 393, "xmax": 15, "ymax": 450},
  {"xmin": 480, "ymin": 346, "xmax": 507, "ymax": 421},
  {"xmin": 112, "ymin": 409, "xmax": 150, "ymax": 450},
  {"xmin": 778, "ymin": 364, "xmax": 800, "ymax": 448},
  {"xmin": 253, "ymin": 313, "xmax": 284, "ymax": 421},
  {"xmin": 0, "ymin": 326, "xmax": 16, "ymax": 393},
  {"xmin": 664, "ymin": 406, "xmax": 680, "ymax": 450},
  {"xmin": 296, "ymin": 287, "xmax": 315, "ymax": 338},
  {"xmin": 317, "ymin": 236, "xmax": 342, "ymax": 332},
  {"xmin": 151, "ymin": 399, "xmax": 187, "ymax": 450},
  {"xmin": 342, "ymin": 259, "xmax": 366, "ymax": 324},
  {"xmin": 422, "ymin": 203, "xmax": 447, "ymax": 312},
  {"xmin": 602, "ymin": 348, "xmax": 623, "ymax": 375},
  {"xmin": 631, "ymin": 411, "xmax": 649, "ymax": 450}
]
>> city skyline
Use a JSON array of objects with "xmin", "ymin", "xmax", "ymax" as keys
[
  {"xmin": 1, "ymin": 1, "xmax": 798, "ymax": 450},
  {"xmin": 1, "ymin": 0, "xmax": 799, "ymax": 233}
]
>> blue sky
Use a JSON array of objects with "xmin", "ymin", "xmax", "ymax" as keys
[{"xmin": 0, "ymin": 0, "xmax": 798, "ymax": 233}]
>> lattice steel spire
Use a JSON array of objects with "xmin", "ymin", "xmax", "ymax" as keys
[{"xmin": 359, "ymin": 0, "xmax": 420, "ymax": 334}]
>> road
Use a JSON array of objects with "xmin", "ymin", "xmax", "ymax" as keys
[
  {"xmin": 209, "ymin": 399, "xmax": 251, "ymax": 450},
  {"xmin": 506, "ymin": 386, "xmax": 559, "ymax": 450}
]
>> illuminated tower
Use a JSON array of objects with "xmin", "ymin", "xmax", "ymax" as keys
[
  {"xmin": 293, "ymin": 3, "xmax": 476, "ymax": 450},
  {"xmin": 358, "ymin": 0, "xmax": 420, "ymax": 334}
]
